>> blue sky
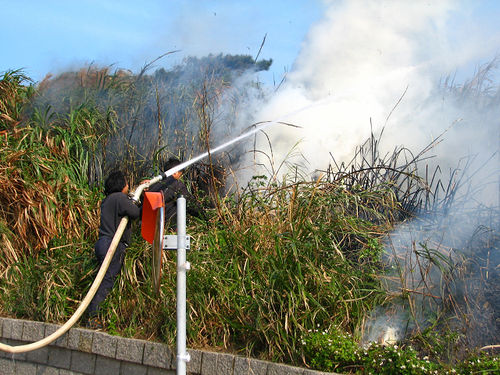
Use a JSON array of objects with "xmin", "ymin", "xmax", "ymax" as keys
[
  {"xmin": 1, "ymin": 1, "xmax": 500, "ymax": 85},
  {"xmin": 2, "ymin": 0, "xmax": 499, "ymax": 193},
  {"xmin": 1, "ymin": 0, "xmax": 324, "ymax": 83}
]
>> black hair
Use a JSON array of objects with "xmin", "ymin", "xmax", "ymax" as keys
[
  {"xmin": 161, "ymin": 157, "xmax": 182, "ymax": 172},
  {"xmin": 104, "ymin": 170, "xmax": 127, "ymax": 196}
]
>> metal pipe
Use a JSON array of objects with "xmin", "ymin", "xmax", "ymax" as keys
[
  {"xmin": 176, "ymin": 196, "xmax": 190, "ymax": 374},
  {"xmin": 177, "ymin": 196, "xmax": 191, "ymax": 375}
]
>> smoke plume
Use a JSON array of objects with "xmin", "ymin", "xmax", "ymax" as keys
[
  {"xmin": 230, "ymin": 0, "xmax": 498, "ymax": 198},
  {"xmin": 226, "ymin": 0, "xmax": 500, "ymax": 346}
]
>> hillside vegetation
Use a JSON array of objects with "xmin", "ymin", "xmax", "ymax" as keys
[{"xmin": 0, "ymin": 60, "xmax": 498, "ymax": 374}]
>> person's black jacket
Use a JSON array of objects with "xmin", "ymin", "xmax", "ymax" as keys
[
  {"xmin": 148, "ymin": 176, "xmax": 204, "ymax": 226},
  {"xmin": 98, "ymin": 192, "xmax": 140, "ymax": 244}
]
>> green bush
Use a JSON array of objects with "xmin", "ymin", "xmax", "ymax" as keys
[
  {"xmin": 360, "ymin": 343, "xmax": 439, "ymax": 375},
  {"xmin": 302, "ymin": 327, "xmax": 441, "ymax": 374},
  {"xmin": 301, "ymin": 327, "xmax": 361, "ymax": 372},
  {"xmin": 301, "ymin": 327, "xmax": 500, "ymax": 374},
  {"xmin": 456, "ymin": 352, "xmax": 500, "ymax": 374}
]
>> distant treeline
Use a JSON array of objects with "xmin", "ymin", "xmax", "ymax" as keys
[{"xmin": 26, "ymin": 53, "xmax": 272, "ymax": 186}]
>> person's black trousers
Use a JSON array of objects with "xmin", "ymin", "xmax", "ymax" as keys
[{"xmin": 87, "ymin": 236, "xmax": 127, "ymax": 317}]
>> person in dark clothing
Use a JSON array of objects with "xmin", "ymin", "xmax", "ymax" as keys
[
  {"xmin": 86, "ymin": 170, "xmax": 140, "ymax": 329},
  {"xmin": 147, "ymin": 157, "xmax": 204, "ymax": 230}
]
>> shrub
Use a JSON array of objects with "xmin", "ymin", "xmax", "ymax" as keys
[
  {"xmin": 456, "ymin": 352, "xmax": 500, "ymax": 375},
  {"xmin": 302, "ymin": 328, "xmax": 440, "ymax": 374},
  {"xmin": 301, "ymin": 327, "xmax": 360, "ymax": 373}
]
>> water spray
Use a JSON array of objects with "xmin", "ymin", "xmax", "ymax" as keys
[{"xmin": 130, "ymin": 120, "xmax": 278, "ymax": 201}]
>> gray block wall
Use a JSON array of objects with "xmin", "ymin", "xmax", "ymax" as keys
[{"xmin": 0, "ymin": 317, "xmax": 338, "ymax": 375}]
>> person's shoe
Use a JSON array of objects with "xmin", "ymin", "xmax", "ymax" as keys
[{"xmin": 85, "ymin": 316, "xmax": 104, "ymax": 330}]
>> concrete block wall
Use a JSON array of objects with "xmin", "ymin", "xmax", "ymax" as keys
[{"xmin": 0, "ymin": 317, "xmax": 337, "ymax": 375}]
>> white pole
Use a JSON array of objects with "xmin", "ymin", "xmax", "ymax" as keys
[{"xmin": 176, "ymin": 196, "xmax": 190, "ymax": 374}]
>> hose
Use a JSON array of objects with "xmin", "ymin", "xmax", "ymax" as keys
[
  {"xmin": 0, "ymin": 180, "xmax": 155, "ymax": 354},
  {"xmin": 0, "ymin": 122, "xmax": 271, "ymax": 353},
  {"xmin": 480, "ymin": 344, "xmax": 500, "ymax": 351},
  {"xmin": 0, "ymin": 217, "xmax": 128, "ymax": 353}
]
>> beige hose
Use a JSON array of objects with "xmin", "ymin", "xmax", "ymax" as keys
[
  {"xmin": 0, "ymin": 217, "xmax": 129, "ymax": 353},
  {"xmin": 480, "ymin": 344, "xmax": 500, "ymax": 351},
  {"xmin": 0, "ymin": 178, "xmax": 159, "ymax": 353}
]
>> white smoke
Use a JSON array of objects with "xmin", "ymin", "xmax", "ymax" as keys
[
  {"xmin": 222, "ymin": 0, "xmax": 500, "ymax": 346},
  {"xmin": 229, "ymin": 0, "xmax": 499, "ymax": 198}
]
